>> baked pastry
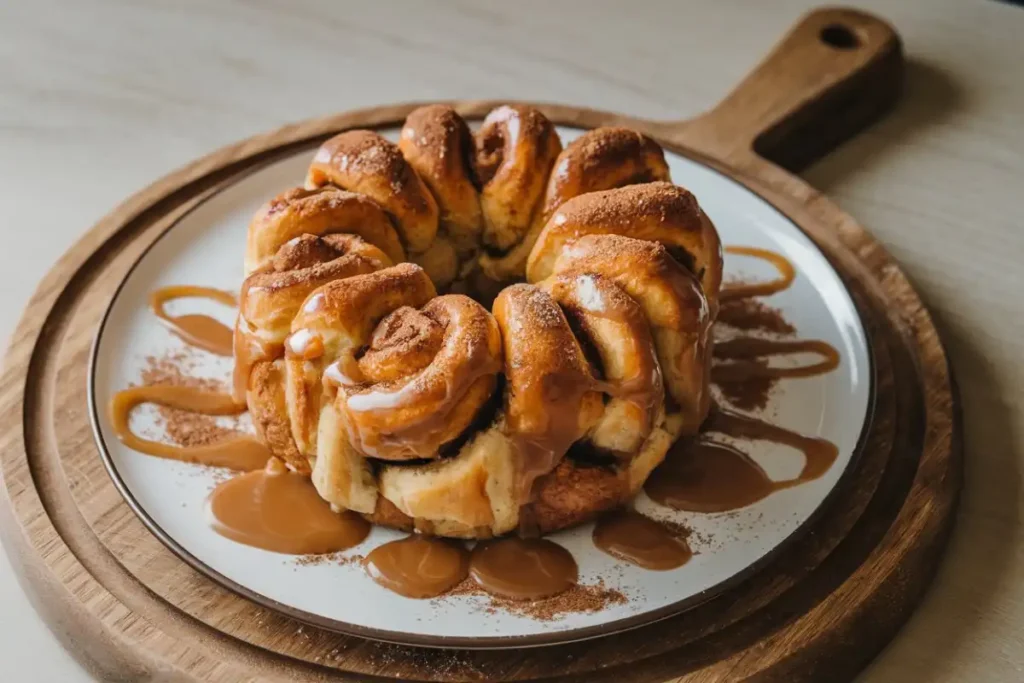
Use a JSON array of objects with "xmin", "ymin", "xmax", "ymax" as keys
[{"xmin": 234, "ymin": 104, "xmax": 722, "ymax": 538}]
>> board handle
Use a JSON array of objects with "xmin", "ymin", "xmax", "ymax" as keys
[{"xmin": 663, "ymin": 7, "xmax": 903, "ymax": 171}]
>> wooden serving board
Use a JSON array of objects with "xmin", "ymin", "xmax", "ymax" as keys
[{"xmin": 0, "ymin": 7, "xmax": 960, "ymax": 682}]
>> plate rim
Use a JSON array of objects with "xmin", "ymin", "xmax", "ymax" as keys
[{"xmin": 87, "ymin": 120, "xmax": 877, "ymax": 650}]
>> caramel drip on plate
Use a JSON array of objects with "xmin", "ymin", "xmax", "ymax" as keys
[
  {"xmin": 469, "ymin": 537, "xmax": 578, "ymax": 599},
  {"xmin": 645, "ymin": 406, "xmax": 839, "ymax": 513},
  {"xmin": 720, "ymin": 246, "xmax": 796, "ymax": 301},
  {"xmin": 109, "ymin": 385, "xmax": 269, "ymax": 471},
  {"xmin": 709, "ymin": 406, "xmax": 838, "ymax": 483},
  {"xmin": 149, "ymin": 285, "xmax": 236, "ymax": 356},
  {"xmin": 645, "ymin": 441, "xmax": 777, "ymax": 513},
  {"xmin": 208, "ymin": 458, "xmax": 370, "ymax": 554},
  {"xmin": 712, "ymin": 337, "xmax": 841, "ymax": 383},
  {"xmin": 363, "ymin": 535, "xmax": 470, "ymax": 598},
  {"xmin": 592, "ymin": 510, "xmax": 692, "ymax": 570}
]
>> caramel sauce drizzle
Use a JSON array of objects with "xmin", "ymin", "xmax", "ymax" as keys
[
  {"xmin": 364, "ymin": 535, "xmax": 470, "ymax": 598},
  {"xmin": 720, "ymin": 246, "xmax": 796, "ymax": 302},
  {"xmin": 109, "ymin": 385, "xmax": 269, "ymax": 471},
  {"xmin": 643, "ymin": 246, "xmax": 841, "ymax": 516},
  {"xmin": 207, "ymin": 457, "xmax": 370, "ymax": 554},
  {"xmin": 708, "ymin": 406, "xmax": 839, "ymax": 484},
  {"xmin": 149, "ymin": 285, "xmax": 236, "ymax": 356},
  {"xmin": 645, "ymin": 405, "xmax": 839, "ymax": 513},
  {"xmin": 712, "ymin": 337, "xmax": 841, "ymax": 383}
]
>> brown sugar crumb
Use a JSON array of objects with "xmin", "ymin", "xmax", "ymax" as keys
[
  {"xmin": 716, "ymin": 296, "xmax": 795, "ymax": 335},
  {"xmin": 438, "ymin": 578, "xmax": 627, "ymax": 621},
  {"xmin": 442, "ymin": 577, "xmax": 481, "ymax": 597},
  {"xmin": 137, "ymin": 348, "xmax": 244, "ymax": 448}
]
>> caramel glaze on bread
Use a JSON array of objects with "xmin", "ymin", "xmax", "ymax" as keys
[{"xmin": 234, "ymin": 104, "xmax": 723, "ymax": 538}]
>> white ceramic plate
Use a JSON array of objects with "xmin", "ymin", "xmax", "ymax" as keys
[{"xmin": 90, "ymin": 125, "xmax": 871, "ymax": 648}]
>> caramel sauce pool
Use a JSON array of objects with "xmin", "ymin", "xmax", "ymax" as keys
[
  {"xmin": 469, "ymin": 537, "xmax": 578, "ymax": 599},
  {"xmin": 149, "ymin": 285, "xmax": 236, "ymax": 356},
  {"xmin": 593, "ymin": 510, "xmax": 692, "ymax": 570},
  {"xmin": 208, "ymin": 458, "xmax": 370, "ymax": 554},
  {"xmin": 109, "ymin": 385, "xmax": 269, "ymax": 471},
  {"xmin": 364, "ymin": 535, "xmax": 469, "ymax": 598}
]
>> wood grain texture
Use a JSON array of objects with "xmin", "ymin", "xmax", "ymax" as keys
[{"xmin": 6, "ymin": 0, "xmax": 1018, "ymax": 680}]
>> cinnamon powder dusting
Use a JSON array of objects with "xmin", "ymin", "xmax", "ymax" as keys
[
  {"xmin": 713, "ymin": 283, "xmax": 797, "ymax": 412},
  {"xmin": 136, "ymin": 348, "xmax": 243, "ymax": 447},
  {"xmin": 294, "ymin": 552, "xmax": 365, "ymax": 568},
  {"xmin": 441, "ymin": 578, "xmax": 627, "ymax": 621},
  {"xmin": 716, "ymin": 296, "xmax": 795, "ymax": 335},
  {"xmin": 714, "ymin": 373, "xmax": 775, "ymax": 412}
]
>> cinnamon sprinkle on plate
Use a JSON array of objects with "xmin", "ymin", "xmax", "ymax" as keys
[
  {"xmin": 438, "ymin": 578, "xmax": 628, "ymax": 621},
  {"xmin": 136, "ymin": 348, "xmax": 245, "ymax": 448}
]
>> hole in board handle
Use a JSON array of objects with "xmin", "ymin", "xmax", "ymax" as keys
[{"xmin": 819, "ymin": 24, "xmax": 860, "ymax": 50}]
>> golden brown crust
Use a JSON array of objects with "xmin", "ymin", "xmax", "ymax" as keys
[
  {"xmin": 239, "ymin": 234, "xmax": 389, "ymax": 337},
  {"xmin": 245, "ymin": 187, "xmax": 405, "ymax": 274},
  {"xmin": 307, "ymin": 130, "xmax": 439, "ymax": 254},
  {"xmin": 247, "ymin": 359, "xmax": 308, "ymax": 474},
  {"xmin": 336, "ymin": 294, "xmax": 502, "ymax": 461},
  {"xmin": 290, "ymin": 263, "xmax": 437, "ymax": 347},
  {"xmin": 399, "ymin": 105, "xmax": 482, "ymax": 257},
  {"xmin": 538, "ymin": 127, "xmax": 671, "ymax": 228},
  {"xmin": 530, "ymin": 417, "xmax": 678, "ymax": 534},
  {"xmin": 538, "ymin": 272, "xmax": 664, "ymax": 455},
  {"xmin": 363, "ymin": 495, "xmax": 415, "ymax": 532},
  {"xmin": 530, "ymin": 458, "xmax": 628, "ymax": 534},
  {"xmin": 235, "ymin": 233, "xmax": 388, "ymax": 427},
  {"xmin": 528, "ymin": 182, "xmax": 723, "ymax": 312},
  {"xmin": 408, "ymin": 236, "xmax": 458, "ymax": 290},
  {"xmin": 476, "ymin": 127, "xmax": 672, "ymax": 286},
  {"xmin": 551, "ymin": 233, "xmax": 713, "ymax": 434},
  {"xmin": 473, "ymin": 105, "xmax": 562, "ymax": 254}
]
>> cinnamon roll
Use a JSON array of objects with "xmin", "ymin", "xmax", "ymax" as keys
[
  {"xmin": 399, "ymin": 105, "xmax": 482, "ymax": 258},
  {"xmin": 528, "ymin": 182, "xmax": 722, "ymax": 314},
  {"xmin": 235, "ymin": 230, "xmax": 391, "ymax": 472},
  {"xmin": 306, "ymin": 130, "xmax": 457, "ymax": 288},
  {"xmin": 478, "ymin": 125, "xmax": 673, "ymax": 283}
]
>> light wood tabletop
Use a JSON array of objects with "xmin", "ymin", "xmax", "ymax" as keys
[{"xmin": 1, "ymin": 0, "xmax": 1021, "ymax": 681}]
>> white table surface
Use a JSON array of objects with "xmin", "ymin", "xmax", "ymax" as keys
[{"xmin": 2, "ymin": 0, "xmax": 1022, "ymax": 681}]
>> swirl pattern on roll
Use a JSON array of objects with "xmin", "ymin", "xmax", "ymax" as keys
[{"xmin": 234, "ymin": 104, "xmax": 722, "ymax": 537}]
